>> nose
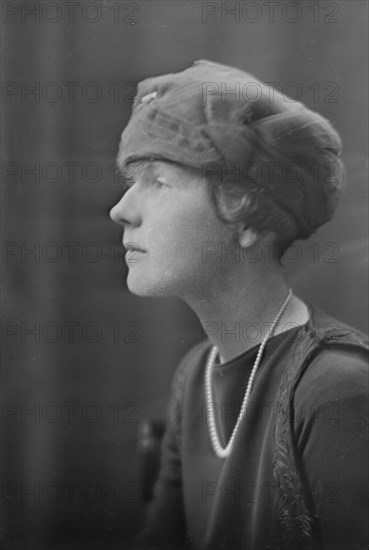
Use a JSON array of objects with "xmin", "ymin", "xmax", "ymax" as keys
[
  {"xmin": 109, "ymin": 190, "xmax": 140, "ymax": 227},
  {"xmin": 109, "ymin": 196, "xmax": 125, "ymax": 225}
]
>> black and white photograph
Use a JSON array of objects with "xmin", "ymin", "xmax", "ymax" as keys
[{"xmin": 1, "ymin": 1, "xmax": 368, "ymax": 549}]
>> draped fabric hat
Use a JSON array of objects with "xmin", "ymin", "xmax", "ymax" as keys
[{"xmin": 117, "ymin": 60, "xmax": 345, "ymax": 239}]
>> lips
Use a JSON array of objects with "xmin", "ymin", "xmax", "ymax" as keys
[{"xmin": 123, "ymin": 242, "xmax": 147, "ymax": 253}]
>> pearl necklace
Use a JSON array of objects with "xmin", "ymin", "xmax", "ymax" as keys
[{"xmin": 205, "ymin": 289, "xmax": 292, "ymax": 459}]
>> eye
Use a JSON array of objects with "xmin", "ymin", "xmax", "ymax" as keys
[{"xmin": 122, "ymin": 176, "xmax": 137, "ymax": 191}]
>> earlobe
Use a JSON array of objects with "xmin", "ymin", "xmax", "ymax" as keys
[{"xmin": 239, "ymin": 227, "xmax": 259, "ymax": 249}]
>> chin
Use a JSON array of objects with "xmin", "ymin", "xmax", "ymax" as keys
[
  {"xmin": 126, "ymin": 273, "xmax": 173, "ymax": 298},
  {"xmin": 126, "ymin": 269, "xmax": 196, "ymax": 299}
]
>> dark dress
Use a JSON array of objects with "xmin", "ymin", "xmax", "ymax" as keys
[{"xmin": 130, "ymin": 306, "xmax": 368, "ymax": 549}]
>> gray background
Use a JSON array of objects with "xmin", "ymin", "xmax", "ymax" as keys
[{"xmin": 1, "ymin": 1, "xmax": 368, "ymax": 548}]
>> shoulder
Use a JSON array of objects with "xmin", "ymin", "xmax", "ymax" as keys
[
  {"xmin": 295, "ymin": 347, "xmax": 368, "ymax": 406},
  {"xmin": 294, "ymin": 307, "xmax": 368, "ymax": 427},
  {"xmin": 307, "ymin": 303, "xmax": 368, "ymax": 347},
  {"xmin": 298, "ymin": 304, "xmax": 368, "ymax": 390}
]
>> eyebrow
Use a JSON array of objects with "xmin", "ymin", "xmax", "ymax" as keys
[
  {"xmin": 115, "ymin": 159, "xmax": 138, "ymax": 176},
  {"xmin": 115, "ymin": 158, "xmax": 192, "ymax": 183},
  {"xmin": 116, "ymin": 156, "xmax": 183, "ymax": 172},
  {"xmin": 116, "ymin": 163, "xmax": 133, "ymax": 179},
  {"xmin": 116, "ymin": 161, "xmax": 156, "ymax": 187}
]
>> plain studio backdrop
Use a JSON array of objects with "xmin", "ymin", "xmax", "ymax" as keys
[{"xmin": 1, "ymin": 1, "xmax": 368, "ymax": 548}]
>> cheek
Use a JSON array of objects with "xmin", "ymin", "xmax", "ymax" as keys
[{"xmin": 159, "ymin": 205, "xmax": 234, "ymax": 270}]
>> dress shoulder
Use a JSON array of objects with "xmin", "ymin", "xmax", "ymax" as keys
[{"xmin": 294, "ymin": 306, "xmax": 368, "ymax": 410}]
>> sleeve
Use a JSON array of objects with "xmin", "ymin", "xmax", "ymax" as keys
[
  {"xmin": 294, "ymin": 348, "xmax": 369, "ymax": 550},
  {"xmin": 125, "ymin": 345, "xmax": 201, "ymax": 550}
]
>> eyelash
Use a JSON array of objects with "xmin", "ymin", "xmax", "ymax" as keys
[
  {"xmin": 122, "ymin": 177, "xmax": 136, "ymax": 191},
  {"xmin": 122, "ymin": 176, "xmax": 166, "ymax": 192}
]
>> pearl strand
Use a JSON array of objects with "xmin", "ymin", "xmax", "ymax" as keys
[{"xmin": 205, "ymin": 289, "xmax": 292, "ymax": 459}]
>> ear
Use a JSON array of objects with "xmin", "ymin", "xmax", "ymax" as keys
[
  {"xmin": 238, "ymin": 226, "xmax": 277, "ymax": 250},
  {"xmin": 238, "ymin": 226, "xmax": 259, "ymax": 248}
]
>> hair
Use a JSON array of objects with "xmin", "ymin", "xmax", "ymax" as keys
[{"xmin": 204, "ymin": 172, "xmax": 300, "ymax": 260}]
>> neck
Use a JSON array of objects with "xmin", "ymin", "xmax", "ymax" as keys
[{"xmin": 182, "ymin": 265, "xmax": 308, "ymax": 363}]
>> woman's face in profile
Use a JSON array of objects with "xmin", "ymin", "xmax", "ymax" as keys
[{"xmin": 110, "ymin": 160, "xmax": 238, "ymax": 300}]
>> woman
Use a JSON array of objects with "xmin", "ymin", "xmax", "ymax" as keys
[{"xmin": 110, "ymin": 60, "xmax": 368, "ymax": 550}]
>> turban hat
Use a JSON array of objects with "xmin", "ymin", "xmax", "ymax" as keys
[{"xmin": 117, "ymin": 60, "xmax": 345, "ymax": 239}]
